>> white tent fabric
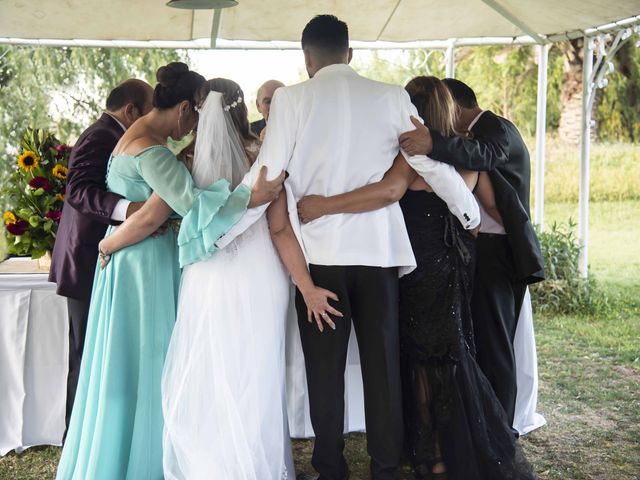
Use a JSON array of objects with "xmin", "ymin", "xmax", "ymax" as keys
[{"xmin": 1, "ymin": 0, "xmax": 639, "ymax": 44}]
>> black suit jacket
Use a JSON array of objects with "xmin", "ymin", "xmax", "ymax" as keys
[
  {"xmin": 49, "ymin": 113, "xmax": 125, "ymax": 301},
  {"xmin": 430, "ymin": 111, "xmax": 544, "ymax": 284},
  {"xmin": 250, "ymin": 118, "xmax": 266, "ymax": 137}
]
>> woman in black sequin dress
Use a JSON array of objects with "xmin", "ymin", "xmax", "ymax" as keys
[{"xmin": 296, "ymin": 77, "xmax": 536, "ymax": 480}]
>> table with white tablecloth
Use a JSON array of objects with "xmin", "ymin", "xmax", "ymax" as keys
[{"xmin": 0, "ymin": 258, "xmax": 68, "ymax": 456}]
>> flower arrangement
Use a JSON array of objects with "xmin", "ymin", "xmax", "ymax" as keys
[{"xmin": 3, "ymin": 129, "xmax": 71, "ymax": 259}]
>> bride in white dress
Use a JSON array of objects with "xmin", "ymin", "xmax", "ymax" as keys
[{"xmin": 162, "ymin": 86, "xmax": 340, "ymax": 480}]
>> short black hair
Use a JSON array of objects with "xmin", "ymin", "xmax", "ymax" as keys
[
  {"xmin": 301, "ymin": 15, "xmax": 349, "ymax": 54},
  {"xmin": 106, "ymin": 80, "xmax": 149, "ymax": 114},
  {"xmin": 442, "ymin": 78, "xmax": 478, "ymax": 109}
]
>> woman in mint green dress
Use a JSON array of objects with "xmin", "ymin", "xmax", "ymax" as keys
[{"xmin": 56, "ymin": 63, "xmax": 282, "ymax": 480}]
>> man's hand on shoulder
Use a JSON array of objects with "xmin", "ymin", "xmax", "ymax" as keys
[{"xmin": 399, "ymin": 116, "xmax": 433, "ymax": 156}]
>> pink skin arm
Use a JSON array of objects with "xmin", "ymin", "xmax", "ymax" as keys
[
  {"xmin": 267, "ymin": 192, "xmax": 343, "ymax": 332},
  {"xmin": 98, "ymin": 192, "xmax": 171, "ymax": 266},
  {"xmin": 474, "ymin": 172, "xmax": 503, "ymax": 225},
  {"xmin": 297, "ymin": 153, "xmax": 417, "ymax": 223}
]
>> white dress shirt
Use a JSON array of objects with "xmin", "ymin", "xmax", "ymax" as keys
[
  {"xmin": 104, "ymin": 111, "xmax": 131, "ymax": 222},
  {"xmin": 217, "ymin": 64, "xmax": 480, "ymax": 276}
]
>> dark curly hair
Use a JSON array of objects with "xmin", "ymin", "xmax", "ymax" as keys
[{"xmin": 153, "ymin": 62, "xmax": 205, "ymax": 111}]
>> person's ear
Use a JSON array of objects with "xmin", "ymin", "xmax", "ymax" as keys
[
  {"xmin": 304, "ymin": 49, "xmax": 314, "ymax": 77},
  {"xmin": 347, "ymin": 47, "xmax": 353, "ymax": 64},
  {"xmin": 178, "ymin": 100, "xmax": 189, "ymax": 116},
  {"xmin": 124, "ymin": 103, "xmax": 138, "ymax": 122}
]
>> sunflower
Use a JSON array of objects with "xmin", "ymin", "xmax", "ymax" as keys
[
  {"xmin": 3, "ymin": 211, "xmax": 16, "ymax": 224},
  {"xmin": 17, "ymin": 151, "xmax": 40, "ymax": 172},
  {"xmin": 56, "ymin": 186, "xmax": 66, "ymax": 202},
  {"xmin": 53, "ymin": 164, "xmax": 68, "ymax": 180}
]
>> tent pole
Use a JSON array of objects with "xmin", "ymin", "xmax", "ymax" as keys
[
  {"xmin": 445, "ymin": 41, "xmax": 456, "ymax": 78},
  {"xmin": 534, "ymin": 43, "xmax": 549, "ymax": 230},
  {"xmin": 578, "ymin": 36, "xmax": 594, "ymax": 278}
]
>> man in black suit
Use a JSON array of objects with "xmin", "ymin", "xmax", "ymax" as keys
[
  {"xmin": 250, "ymin": 79, "xmax": 284, "ymax": 139},
  {"xmin": 49, "ymin": 79, "xmax": 153, "ymax": 431},
  {"xmin": 399, "ymin": 78, "xmax": 544, "ymax": 427}
]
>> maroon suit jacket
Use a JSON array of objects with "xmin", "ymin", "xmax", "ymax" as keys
[{"xmin": 49, "ymin": 113, "xmax": 125, "ymax": 301}]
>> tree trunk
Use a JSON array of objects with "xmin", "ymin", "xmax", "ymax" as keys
[
  {"xmin": 558, "ymin": 38, "xmax": 601, "ymax": 144},
  {"xmin": 558, "ymin": 39, "xmax": 584, "ymax": 144}
]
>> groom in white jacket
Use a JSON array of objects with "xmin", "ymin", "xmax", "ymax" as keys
[{"xmin": 216, "ymin": 15, "xmax": 479, "ymax": 480}]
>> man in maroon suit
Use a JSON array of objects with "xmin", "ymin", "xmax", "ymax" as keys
[{"xmin": 49, "ymin": 79, "xmax": 153, "ymax": 430}]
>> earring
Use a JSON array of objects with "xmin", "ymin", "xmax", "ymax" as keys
[{"xmin": 177, "ymin": 113, "xmax": 183, "ymax": 138}]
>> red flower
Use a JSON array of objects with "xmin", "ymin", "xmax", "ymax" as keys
[
  {"xmin": 54, "ymin": 144, "xmax": 71, "ymax": 158},
  {"xmin": 45, "ymin": 210, "xmax": 62, "ymax": 222},
  {"xmin": 28, "ymin": 176, "xmax": 52, "ymax": 192},
  {"xmin": 6, "ymin": 220, "xmax": 29, "ymax": 236}
]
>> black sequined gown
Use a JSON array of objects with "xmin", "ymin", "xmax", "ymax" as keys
[{"xmin": 398, "ymin": 190, "xmax": 536, "ymax": 480}]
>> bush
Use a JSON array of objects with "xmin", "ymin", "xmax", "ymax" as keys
[
  {"xmin": 530, "ymin": 220, "xmax": 608, "ymax": 315},
  {"xmin": 529, "ymin": 138, "xmax": 640, "ymax": 205}
]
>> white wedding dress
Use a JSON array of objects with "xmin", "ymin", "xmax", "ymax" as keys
[{"xmin": 162, "ymin": 92, "xmax": 294, "ymax": 480}]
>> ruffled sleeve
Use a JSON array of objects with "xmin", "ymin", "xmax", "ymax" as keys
[
  {"xmin": 135, "ymin": 146, "xmax": 251, "ymax": 267},
  {"xmin": 177, "ymin": 180, "xmax": 251, "ymax": 267}
]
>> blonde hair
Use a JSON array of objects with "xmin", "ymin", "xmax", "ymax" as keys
[{"xmin": 405, "ymin": 76, "xmax": 458, "ymax": 137}]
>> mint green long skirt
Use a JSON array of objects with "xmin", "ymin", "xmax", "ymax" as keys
[{"xmin": 56, "ymin": 230, "xmax": 180, "ymax": 480}]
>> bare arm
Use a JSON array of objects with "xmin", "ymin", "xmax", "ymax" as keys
[
  {"xmin": 475, "ymin": 172, "xmax": 503, "ymax": 225},
  {"xmin": 297, "ymin": 154, "xmax": 417, "ymax": 224},
  {"xmin": 267, "ymin": 193, "xmax": 343, "ymax": 332},
  {"xmin": 98, "ymin": 192, "xmax": 172, "ymax": 264}
]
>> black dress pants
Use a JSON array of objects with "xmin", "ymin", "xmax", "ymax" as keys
[
  {"xmin": 471, "ymin": 234, "xmax": 526, "ymax": 427},
  {"xmin": 65, "ymin": 297, "xmax": 90, "ymax": 435},
  {"xmin": 296, "ymin": 265, "xmax": 402, "ymax": 480}
]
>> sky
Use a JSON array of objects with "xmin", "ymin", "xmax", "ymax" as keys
[
  {"xmin": 189, "ymin": 49, "xmax": 307, "ymax": 121},
  {"xmin": 189, "ymin": 49, "xmax": 397, "ymax": 120}
]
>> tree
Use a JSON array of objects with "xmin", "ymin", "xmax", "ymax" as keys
[
  {"xmin": 557, "ymin": 39, "xmax": 586, "ymax": 144},
  {"xmin": 0, "ymin": 45, "xmax": 185, "ymax": 211},
  {"xmin": 0, "ymin": 46, "xmax": 185, "ymax": 158}
]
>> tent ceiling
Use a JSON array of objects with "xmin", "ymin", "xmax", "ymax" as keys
[{"xmin": 1, "ymin": 0, "xmax": 639, "ymax": 45}]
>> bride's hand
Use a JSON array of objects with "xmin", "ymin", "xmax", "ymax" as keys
[
  {"xmin": 301, "ymin": 286, "xmax": 343, "ymax": 332},
  {"xmin": 248, "ymin": 166, "xmax": 286, "ymax": 208},
  {"xmin": 297, "ymin": 195, "xmax": 327, "ymax": 224}
]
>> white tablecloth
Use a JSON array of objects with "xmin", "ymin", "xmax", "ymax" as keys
[{"xmin": 0, "ymin": 258, "xmax": 68, "ymax": 456}]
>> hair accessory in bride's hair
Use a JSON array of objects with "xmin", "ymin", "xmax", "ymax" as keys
[{"xmin": 223, "ymin": 96, "xmax": 243, "ymax": 112}]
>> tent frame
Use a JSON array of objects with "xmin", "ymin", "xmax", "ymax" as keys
[{"xmin": 2, "ymin": 14, "xmax": 639, "ymax": 278}]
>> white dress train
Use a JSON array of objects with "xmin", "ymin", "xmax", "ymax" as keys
[
  {"xmin": 513, "ymin": 287, "xmax": 546, "ymax": 435},
  {"xmin": 162, "ymin": 217, "xmax": 294, "ymax": 479}
]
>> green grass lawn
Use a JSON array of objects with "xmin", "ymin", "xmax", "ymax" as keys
[{"xmin": 1, "ymin": 200, "xmax": 638, "ymax": 479}]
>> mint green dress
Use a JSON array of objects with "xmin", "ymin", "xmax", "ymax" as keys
[{"xmin": 56, "ymin": 146, "xmax": 250, "ymax": 480}]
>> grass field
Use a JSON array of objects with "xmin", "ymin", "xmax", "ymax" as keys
[{"xmin": 1, "ymin": 141, "xmax": 638, "ymax": 479}]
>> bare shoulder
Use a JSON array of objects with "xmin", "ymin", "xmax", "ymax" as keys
[{"xmin": 113, "ymin": 134, "xmax": 165, "ymax": 157}]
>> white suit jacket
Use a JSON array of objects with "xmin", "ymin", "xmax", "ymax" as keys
[{"xmin": 217, "ymin": 64, "xmax": 479, "ymax": 276}]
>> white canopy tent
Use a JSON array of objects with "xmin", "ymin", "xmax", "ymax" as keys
[{"xmin": 2, "ymin": 0, "xmax": 640, "ymax": 275}]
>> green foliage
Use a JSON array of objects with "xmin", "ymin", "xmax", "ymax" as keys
[
  {"xmin": 531, "ymin": 138, "xmax": 640, "ymax": 203},
  {"xmin": 353, "ymin": 49, "xmax": 445, "ymax": 86},
  {"xmin": 3, "ymin": 129, "xmax": 70, "ymax": 258},
  {"xmin": 353, "ymin": 42, "xmax": 638, "ymax": 141},
  {"xmin": 530, "ymin": 220, "xmax": 608, "ymax": 315},
  {"xmin": 0, "ymin": 45, "xmax": 185, "ymax": 214},
  {"xmin": 596, "ymin": 41, "xmax": 640, "ymax": 142}
]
